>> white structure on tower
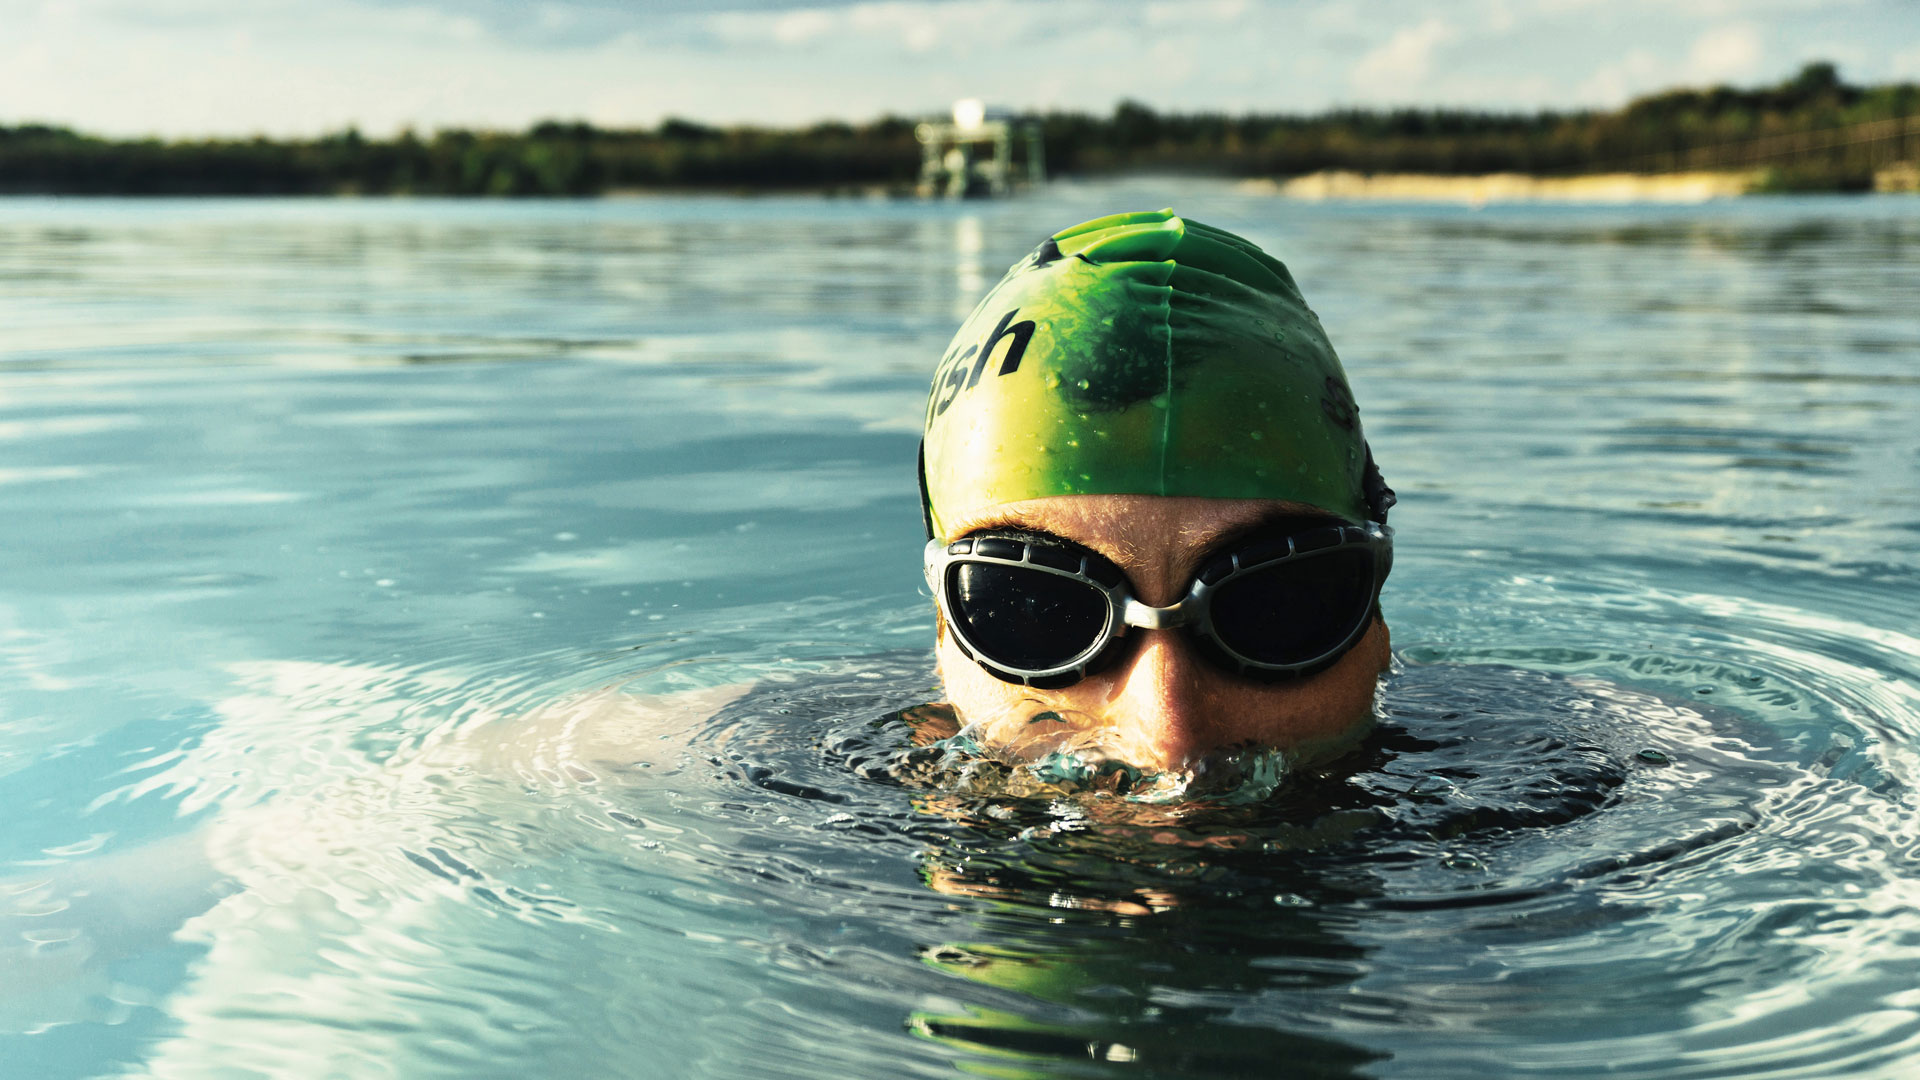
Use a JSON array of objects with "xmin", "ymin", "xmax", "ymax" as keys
[{"xmin": 916, "ymin": 99, "xmax": 1045, "ymax": 199}]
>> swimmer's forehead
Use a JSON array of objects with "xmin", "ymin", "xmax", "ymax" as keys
[{"xmin": 943, "ymin": 494, "xmax": 1344, "ymax": 555}]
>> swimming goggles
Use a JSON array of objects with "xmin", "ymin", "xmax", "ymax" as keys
[{"xmin": 924, "ymin": 522, "xmax": 1392, "ymax": 688}]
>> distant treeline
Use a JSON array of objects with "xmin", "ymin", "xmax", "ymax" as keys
[{"xmin": 2, "ymin": 63, "xmax": 1914, "ymax": 196}]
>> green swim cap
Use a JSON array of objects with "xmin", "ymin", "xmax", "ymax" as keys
[{"xmin": 921, "ymin": 209, "xmax": 1391, "ymax": 538}]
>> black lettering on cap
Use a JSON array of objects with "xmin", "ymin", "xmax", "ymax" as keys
[
  {"xmin": 933, "ymin": 345, "xmax": 977, "ymax": 416},
  {"xmin": 967, "ymin": 309, "xmax": 1037, "ymax": 389}
]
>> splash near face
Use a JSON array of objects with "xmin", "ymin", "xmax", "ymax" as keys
[{"xmin": 921, "ymin": 209, "xmax": 1390, "ymax": 538}]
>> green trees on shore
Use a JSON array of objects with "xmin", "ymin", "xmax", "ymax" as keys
[
  {"xmin": 1082, "ymin": 61, "xmax": 1920, "ymax": 188},
  {"xmin": 0, "ymin": 118, "xmax": 923, "ymax": 195},
  {"xmin": 2, "ymin": 63, "xmax": 1912, "ymax": 196},
  {"xmin": 1042, "ymin": 63, "xmax": 1918, "ymax": 190}
]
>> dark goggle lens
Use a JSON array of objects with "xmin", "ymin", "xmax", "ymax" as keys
[
  {"xmin": 947, "ymin": 562, "xmax": 1109, "ymax": 671},
  {"xmin": 1208, "ymin": 548, "xmax": 1376, "ymax": 666}
]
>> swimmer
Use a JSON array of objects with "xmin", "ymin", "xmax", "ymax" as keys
[
  {"xmin": 3, "ymin": 209, "xmax": 1391, "ymax": 1056},
  {"xmin": 917, "ymin": 209, "xmax": 1396, "ymax": 781}
]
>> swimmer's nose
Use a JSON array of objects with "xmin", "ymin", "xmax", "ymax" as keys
[{"xmin": 1102, "ymin": 631, "xmax": 1216, "ymax": 771}]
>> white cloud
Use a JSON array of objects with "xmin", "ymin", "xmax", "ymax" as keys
[
  {"xmin": 446, "ymin": 14, "xmax": 484, "ymax": 42},
  {"xmin": 1575, "ymin": 46, "xmax": 1666, "ymax": 104},
  {"xmin": 1685, "ymin": 22, "xmax": 1763, "ymax": 84},
  {"xmin": 1143, "ymin": 0, "xmax": 1248, "ymax": 28},
  {"xmin": 706, "ymin": 1, "xmax": 1042, "ymax": 56},
  {"xmin": 771, "ymin": 8, "xmax": 836, "ymax": 45},
  {"xmin": 1890, "ymin": 42, "xmax": 1920, "ymax": 78},
  {"xmin": 841, "ymin": 1, "xmax": 1041, "ymax": 56},
  {"xmin": 844, "ymin": 3, "xmax": 942, "ymax": 53},
  {"xmin": 1350, "ymin": 17, "xmax": 1454, "ymax": 98},
  {"xmin": 1481, "ymin": 0, "xmax": 1518, "ymax": 34}
]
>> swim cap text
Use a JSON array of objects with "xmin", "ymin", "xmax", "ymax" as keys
[{"xmin": 929, "ymin": 308, "xmax": 1037, "ymax": 419}]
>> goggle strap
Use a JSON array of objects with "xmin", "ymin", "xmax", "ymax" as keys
[{"xmin": 916, "ymin": 439, "xmax": 934, "ymax": 541}]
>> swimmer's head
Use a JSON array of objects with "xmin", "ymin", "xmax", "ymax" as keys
[
  {"xmin": 920, "ymin": 208, "xmax": 1392, "ymax": 539},
  {"xmin": 921, "ymin": 211, "xmax": 1394, "ymax": 780}
]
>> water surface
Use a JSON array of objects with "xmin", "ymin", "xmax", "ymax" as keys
[{"xmin": 1, "ymin": 185, "xmax": 1917, "ymax": 1078}]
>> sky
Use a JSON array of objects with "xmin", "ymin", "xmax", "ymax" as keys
[{"xmin": 2, "ymin": 0, "xmax": 1917, "ymax": 138}]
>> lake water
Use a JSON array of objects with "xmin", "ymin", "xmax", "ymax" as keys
[{"xmin": 1, "ymin": 184, "xmax": 1917, "ymax": 1078}]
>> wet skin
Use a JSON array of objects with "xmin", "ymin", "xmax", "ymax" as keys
[{"xmin": 934, "ymin": 494, "xmax": 1391, "ymax": 774}]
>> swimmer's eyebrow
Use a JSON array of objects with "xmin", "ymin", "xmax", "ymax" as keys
[
  {"xmin": 951, "ymin": 506, "xmax": 1344, "ymax": 564},
  {"xmin": 949, "ymin": 514, "xmax": 1119, "ymax": 563},
  {"xmin": 952, "ymin": 514, "xmax": 1075, "ymax": 545}
]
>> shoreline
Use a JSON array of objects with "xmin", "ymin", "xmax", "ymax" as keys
[
  {"xmin": 1248, "ymin": 166, "xmax": 1920, "ymax": 203},
  {"xmin": 0, "ymin": 169, "xmax": 1914, "ymax": 202},
  {"xmin": 1256, "ymin": 169, "xmax": 1760, "ymax": 204}
]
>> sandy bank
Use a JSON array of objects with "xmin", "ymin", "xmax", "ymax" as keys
[{"xmin": 1250, "ymin": 170, "xmax": 1764, "ymax": 204}]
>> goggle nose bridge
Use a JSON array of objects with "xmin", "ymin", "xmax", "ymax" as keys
[{"xmin": 1118, "ymin": 594, "xmax": 1203, "ymax": 631}]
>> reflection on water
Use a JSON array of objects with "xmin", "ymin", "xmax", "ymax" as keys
[{"xmin": 1, "ymin": 189, "xmax": 1918, "ymax": 1077}]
